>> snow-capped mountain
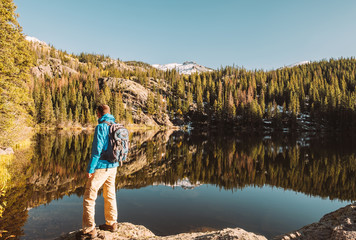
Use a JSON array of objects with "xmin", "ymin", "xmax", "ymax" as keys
[
  {"xmin": 25, "ymin": 36, "xmax": 47, "ymax": 45},
  {"xmin": 285, "ymin": 61, "xmax": 310, "ymax": 68},
  {"xmin": 153, "ymin": 178, "xmax": 201, "ymax": 189},
  {"xmin": 152, "ymin": 61, "xmax": 213, "ymax": 75}
]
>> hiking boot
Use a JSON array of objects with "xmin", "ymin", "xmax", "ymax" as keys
[
  {"xmin": 99, "ymin": 222, "xmax": 118, "ymax": 232},
  {"xmin": 76, "ymin": 228, "xmax": 97, "ymax": 240}
]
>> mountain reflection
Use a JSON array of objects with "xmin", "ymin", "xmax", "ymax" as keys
[
  {"xmin": 117, "ymin": 130, "xmax": 356, "ymax": 201},
  {"xmin": 0, "ymin": 129, "xmax": 355, "ymax": 238}
]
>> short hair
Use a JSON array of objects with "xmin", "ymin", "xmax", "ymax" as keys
[{"xmin": 97, "ymin": 104, "xmax": 110, "ymax": 116}]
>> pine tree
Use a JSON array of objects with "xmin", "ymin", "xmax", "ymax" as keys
[
  {"xmin": 58, "ymin": 98, "xmax": 67, "ymax": 124},
  {"xmin": 147, "ymin": 92, "xmax": 155, "ymax": 115},
  {"xmin": 196, "ymin": 83, "xmax": 203, "ymax": 113},
  {"xmin": 124, "ymin": 107, "xmax": 133, "ymax": 124},
  {"xmin": 111, "ymin": 92, "xmax": 119, "ymax": 121},
  {"xmin": 155, "ymin": 91, "xmax": 161, "ymax": 114},
  {"xmin": 40, "ymin": 89, "xmax": 55, "ymax": 125},
  {"xmin": 0, "ymin": 0, "xmax": 34, "ymax": 145},
  {"xmin": 227, "ymin": 91, "xmax": 236, "ymax": 118},
  {"xmin": 68, "ymin": 108, "xmax": 73, "ymax": 124},
  {"xmin": 117, "ymin": 92, "xmax": 125, "ymax": 121},
  {"xmin": 103, "ymin": 84, "xmax": 111, "ymax": 103},
  {"xmin": 74, "ymin": 106, "xmax": 80, "ymax": 123},
  {"xmin": 82, "ymin": 96, "xmax": 90, "ymax": 123}
]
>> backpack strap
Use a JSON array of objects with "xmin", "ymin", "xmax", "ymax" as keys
[{"xmin": 100, "ymin": 120, "xmax": 113, "ymax": 126}]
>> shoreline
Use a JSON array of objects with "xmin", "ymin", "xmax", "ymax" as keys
[
  {"xmin": 56, "ymin": 203, "xmax": 356, "ymax": 240},
  {"xmin": 35, "ymin": 123, "xmax": 181, "ymax": 131},
  {"xmin": 0, "ymin": 124, "xmax": 180, "ymax": 153}
]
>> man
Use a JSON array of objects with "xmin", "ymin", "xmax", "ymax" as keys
[{"xmin": 78, "ymin": 104, "xmax": 120, "ymax": 239}]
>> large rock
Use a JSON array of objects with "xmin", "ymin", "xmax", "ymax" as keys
[
  {"xmin": 153, "ymin": 113, "xmax": 174, "ymax": 127},
  {"xmin": 31, "ymin": 57, "xmax": 78, "ymax": 79},
  {"xmin": 133, "ymin": 111, "xmax": 158, "ymax": 127},
  {"xmin": 56, "ymin": 222, "xmax": 267, "ymax": 240},
  {"xmin": 31, "ymin": 64, "xmax": 53, "ymax": 78},
  {"xmin": 100, "ymin": 77, "xmax": 175, "ymax": 127},
  {"xmin": 0, "ymin": 147, "xmax": 14, "ymax": 155},
  {"xmin": 274, "ymin": 203, "xmax": 356, "ymax": 240},
  {"xmin": 100, "ymin": 77, "xmax": 151, "ymax": 108},
  {"xmin": 158, "ymin": 227, "xmax": 267, "ymax": 240},
  {"xmin": 56, "ymin": 203, "xmax": 356, "ymax": 240}
]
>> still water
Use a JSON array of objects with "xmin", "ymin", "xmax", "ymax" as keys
[{"xmin": 0, "ymin": 129, "xmax": 355, "ymax": 239}]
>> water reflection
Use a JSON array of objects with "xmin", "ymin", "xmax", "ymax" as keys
[
  {"xmin": 0, "ymin": 130, "xmax": 355, "ymax": 239},
  {"xmin": 118, "ymin": 130, "xmax": 356, "ymax": 201}
]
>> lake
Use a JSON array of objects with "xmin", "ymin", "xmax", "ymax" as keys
[{"xmin": 0, "ymin": 129, "xmax": 354, "ymax": 239}]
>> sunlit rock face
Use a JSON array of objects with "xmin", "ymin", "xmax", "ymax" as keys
[
  {"xmin": 56, "ymin": 222, "xmax": 268, "ymax": 240},
  {"xmin": 274, "ymin": 203, "xmax": 356, "ymax": 240},
  {"xmin": 99, "ymin": 77, "xmax": 174, "ymax": 127}
]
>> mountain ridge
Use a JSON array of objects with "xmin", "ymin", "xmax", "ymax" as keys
[
  {"xmin": 152, "ymin": 61, "xmax": 213, "ymax": 75},
  {"xmin": 22, "ymin": 35, "xmax": 356, "ymax": 133}
]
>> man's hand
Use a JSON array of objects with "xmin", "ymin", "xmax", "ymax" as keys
[{"xmin": 87, "ymin": 173, "xmax": 94, "ymax": 179}]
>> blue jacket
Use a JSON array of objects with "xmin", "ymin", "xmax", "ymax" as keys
[{"xmin": 87, "ymin": 113, "xmax": 120, "ymax": 173}]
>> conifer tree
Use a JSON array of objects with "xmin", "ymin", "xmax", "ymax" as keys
[
  {"xmin": 0, "ymin": 0, "xmax": 34, "ymax": 145},
  {"xmin": 117, "ymin": 92, "xmax": 125, "ymax": 121},
  {"xmin": 40, "ymin": 89, "xmax": 55, "ymax": 125},
  {"xmin": 196, "ymin": 83, "xmax": 203, "ymax": 113},
  {"xmin": 124, "ymin": 107, "xmax": 133, "ymax": 124},
  {"xmin": 155, "ymin": 91, "xmax": 161, "ymax": 114},
  {"xmin": 227, "ymin": 91, "xmax": 236, "ymax": 118},
  {"xmin": 58, "ymin": 98, "xmax": 67, "ymax": 124},
  {"xmin": 147, "ymin": 92, "xmax": 155, "ymax": 115},
  {"xmin": 82, "ymin": 96, "xmax": 90, "ymax": 123}
]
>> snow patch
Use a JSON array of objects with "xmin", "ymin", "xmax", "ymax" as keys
[
  {"xmin": 152, "ymin": 61, "xmax": 213, "ymax": 75},
  {"xmin": 153, "ymin": 178, "xmax": 201, "ymax": 189},
  {"xmin": 285, "ymin": 61, "xmax": 310, "ymax": 68},
  {"xmin": 25, "ymin": 36, "xmax": 47, "ymax": 45}
]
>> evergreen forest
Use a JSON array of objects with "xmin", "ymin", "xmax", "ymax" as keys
[{"xmin": 1, "ymin": 0, "xmax": 356, "ymax": 146}]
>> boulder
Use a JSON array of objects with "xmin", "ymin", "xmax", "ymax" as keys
[
  {"xmin": 0, "ymin": 147, "xmax": 14, "ymax": 155},
  {"xmin": 56, "ymin": 222, "xmax": 267, "ymax": 240},
  {"xmin": 100, "ymin": 77, "xmax": 175, "ymax": 127},
  {"xmin": 274, "ymin": 203, "xmax": 356, "ymax": 240},
  {"xmin": 31, "ymin": 65, "xmax": 53, "ymax": 78},
  {"xmin": 132, "ymin": 111, "xmax": 158, "ymax": 127},
  {"xmin": 55, "ymin": 203, "xmax": 356, "ymax": 240},
  {"xmin": 153, "ymin": 113, "xmax": 174, "ymax": 127},
  {"xmin": 100, "ymin": 77, "xmax": 151, "ymax": 108}
]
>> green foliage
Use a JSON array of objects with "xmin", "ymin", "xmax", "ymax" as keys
[
  {"xmin": 14, "ymin": 9, "xmax": 356, "ymax": 132},
  {"xmin": 124, "ymin": 61, "xmax": 152, "ymax": 69},
  {"xmin": 179, "ymin": 59, "xmax": 356, "ymax": 130},
  {"xmin": 147, "ymin": 92, "xmax": 155, "ymax": 115},
  {"xmin": 0, "ymin": 0, "xmax": 34, "ymax": 146}
]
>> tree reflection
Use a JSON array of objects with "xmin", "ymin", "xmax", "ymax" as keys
[{"xmin": 0, "ymin": 130, "xmax": 355, "ymax": 238}]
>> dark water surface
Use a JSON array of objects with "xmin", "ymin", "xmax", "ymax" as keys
[{"xmin": 0, "ymin": 130, "xmax": 355, "ymax": 239}]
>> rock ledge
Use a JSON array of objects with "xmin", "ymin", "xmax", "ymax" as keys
[
  {"xmin": 274, "ymin": 203, "xmax": 356, "ymax": 240},
  {"xmin": 56, "ymin": 222, "xmax": 267, "ymax": 240},
  {"xmin": 57, "ymin": 203, "xmax": 356, "ymax": 240}
]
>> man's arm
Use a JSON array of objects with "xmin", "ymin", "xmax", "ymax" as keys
[{"xmin": 86, "ymin": 124, "xmax": 105, "ymax": 174}]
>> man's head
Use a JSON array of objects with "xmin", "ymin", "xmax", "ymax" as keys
[{"xmin": 97, "ymin": 104, "xmax": 110, "ymax": 118}]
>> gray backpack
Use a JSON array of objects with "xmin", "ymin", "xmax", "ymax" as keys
[{"xmin": 99, "ymin": 121, "xmax": 129, "ymax": 165}]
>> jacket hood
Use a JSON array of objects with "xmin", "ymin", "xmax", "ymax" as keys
[{"xmin": 98, "ymin": 113, "xmax": 116, "ymax": 124}]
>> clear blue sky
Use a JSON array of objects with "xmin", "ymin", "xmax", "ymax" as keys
[{"xmin": 14, "ymin": 0, "xmax": 356, "ymax": 70}]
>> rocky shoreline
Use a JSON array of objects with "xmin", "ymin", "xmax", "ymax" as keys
[{"xmin": 56, "ymin": 203, "xmax": 355, "ymax": 240}]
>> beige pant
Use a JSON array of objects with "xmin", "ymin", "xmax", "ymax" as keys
[{"xmin": 82, "ymin": 168, "xmax": 118, "ymax": 233}]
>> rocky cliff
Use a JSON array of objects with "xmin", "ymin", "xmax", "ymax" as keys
[
  {"xmin": 99, "ymin": 77, "xmax": 174, "ymax": 127},
  {"xmin": 28, "ymin": 39, "xmax": 176, "ymax": 128}
]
